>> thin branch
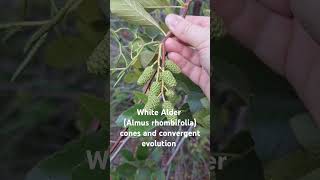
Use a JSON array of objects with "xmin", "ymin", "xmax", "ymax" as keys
[
  {"xmin": 0, "ymin": 20, "xmax": 50, "ymax": 30},
  {"xmin": 110, "ymin": 136, "xmax": 130, "ymax": 162},
  {"xmin": 164, "ymin": 126, "xmax": 194, "ymax": 168}
]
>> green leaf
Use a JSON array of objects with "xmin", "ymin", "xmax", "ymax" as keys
[
  {"xmin": 71, "ymin": 161, "xmax": 107, "ymax": 180},
  {"xmin": 121, "ymin": 149, "xmax": 135, "ymax": 161},
  {"xmin": 87, "ymin": 33, "xmax": 109, "ymax": 76},
  {"xmin": 193, "ymin": 108, "xmax": 210, "ymax": 129},
  {"xmin": 26, "ymin": 130, "xmax": 108, "ymax": 180},
  {"xmin": 137, "ymin": 0, "xmax": 169, "ymax": 8},
  {"xmin": 124, "ymin": 71, "xmax": 141, "ymax": 83},
  {"xmin": 151, "ymin": 169, "xmax": 165, "ymax": 180},
  {"xmin": 139, "ymin": 49, "xmax": 157, "ymax": 67},
  {"xmin": 135, "ymin": 168, "xmax": 152, "ymax": 180},
  {"xmin": 136, "ymin": 145, "xmax": 149, "ymax": 160},
  {"xmin": 110, "ymin": 0, "xmax": 165, "ymax": 34},
  {"xmin": 299, "ymin": 168, "xmax": 320, "ymax": 180},
  {"xmin": 290, "ymin": 113, "xmax": 320, "ymax": 155},
  {"xmin": 78, "ymin": 94, "xmax": 108, "ymax": 132},
  {"xmin": 133, "ymin": 91, "xmax": 148, "ymax": 104},
  {"xmin": 131, "ymin": 37, "xmax": 145, "ymax": 53},
  {"xmin": 264, "ymin": 150, "xmax": 320, "ymax": 180},
  {"xmin": 44, "ymin": 36, "xmax": 92, "ymax": 68},
  {"xmin": 116, "ymin": 163, "xmax": 137, "ymax": 178},
  {"xmin": 152, "ymin": 169, "xmax": 166, "ymax": 179},
  {"xmin": 74, "ymin": 0, "xmax": 104, "ymax": 24}
]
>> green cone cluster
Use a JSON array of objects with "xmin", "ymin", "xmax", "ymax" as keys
[
  {"xmin": 148, "ymin": 81, "xmax": 161, "ymax": 96},
  {"xmin": 162, "ymin": 101, "xmax": 177, "ymax": 121},
  {"xmin": 137, "ymin": 66, "xmax": 155, "ymax": 86},
  {"xmin": 144, "ymin": 94, "xmax": 160, "ymax": 110},
  {"xmin": 165, "ymin": 89, "xmax": 176, "ymax": 102},
  {"xmin": 87, "ymin": 33, "xmax": 108, "ymax": 76},
  {"xmin": 165, "ymin": 60, "xmax": 181, "ymax": 74},
  {"xmin": 161, "ymin": 70, "xmax": 177, "ymax": 87}
]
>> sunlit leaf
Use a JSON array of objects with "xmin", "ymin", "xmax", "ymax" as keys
[{"xmin": 110, "ymin": 0, "xmax": 165, "ymax": 34}]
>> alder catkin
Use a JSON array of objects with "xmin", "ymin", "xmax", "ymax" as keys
[
  {"xmin": 144, "ymin": 94, "xmax": 160, "ymax": 110},
  {"xmin": 165, "ymin": 89, "xmax": 176, "ymax": 102},
  {"xmin": 137, "ymin": 66, "xmax": 155, "ymax": 86},
  {"xmin": 161, "ymin": 70, "xmax": 177, "ymax": 87},
  {"xmin": 162, "ymin": 101, "xmax": 177, "ymax": 121},
  {"xmin": 148, "ymin": 81, "xmax": 161, "ymax": 96},
  {"xmin": 165, "ymin": 60, "xmax": 181, "ymax": 74}
]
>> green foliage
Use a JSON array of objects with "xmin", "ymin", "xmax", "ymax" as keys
[
  {"xmin": 87, "ymin": 33, "xmax": 109, "ymax": 76},
  {"xmin": 110, "ymin": 0, "xmax": 165, "ymax": 34},
  {"xmin": 25, "ymin": 130, "xmax": 108, "ymax": 180},
  {"xmin": 45, "ymin": 36, "xmax": 92, "ymax": 68},
  {"xmin": 78, "ymin": 93, "xmax": 108, "ymax": 132}
]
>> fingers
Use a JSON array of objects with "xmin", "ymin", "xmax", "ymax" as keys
[
  {"xmin": 168, "ymin": 52, "xmax": 210, "ymax": 99},
  {"xmin": 291, "ymin": 0, "xmax": 320, "ymax": 44},
  {"xmin": 165, "ymin": 38, "xmax": 201, "ymax": 66},
  {"xmin": 258, "ymin": 0, "xmax": 291, "ymax": 16},
  {"xmin": 215, "ymin": 0, "xmax": 292, "ymax": 75},
  {"xmin": 185, "ymin": 16, "xmax": 210, "ymax": 27},
  {"xmin": 165, "ymin": 14, "xmax": 210, "ymax": 49}
]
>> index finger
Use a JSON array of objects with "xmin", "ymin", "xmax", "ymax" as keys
[{"xmin": 185, "ymin": 16, "xmax": 210, "ymax": 27}]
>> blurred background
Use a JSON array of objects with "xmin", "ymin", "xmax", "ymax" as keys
[{"xmin": 0, "ymin": 0, "xmax": 107, "ymax": 179}]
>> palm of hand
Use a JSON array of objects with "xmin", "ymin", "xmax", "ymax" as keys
[
  {"xmin": 216, "ymin": 0, "xmax": 320, "ymax": 126},
  {"xmin": 165, "ymin": 16, "xmax": 210, "ymax": 100}
]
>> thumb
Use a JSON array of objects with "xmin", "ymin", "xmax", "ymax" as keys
[
  {"xmin": 165, "ymin": 14, "xmax": 209, "ymax": 48},
  {"xmin": 291, "ymin": 0, "xmax": 320, "ymax": 44}
]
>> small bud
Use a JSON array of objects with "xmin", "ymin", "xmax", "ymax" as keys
[{"xmin": 137, "ymin": 66, "xmax": 155, "ymax": 86}]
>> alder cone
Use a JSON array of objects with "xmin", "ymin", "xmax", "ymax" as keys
[
  {"xmin": 161, "ymin": 70, "xmax": 177, "ymax": 87},
  {"xmin": 149, "ymin": 81, "xmax": 161, "ymax": 96},
  {"xmin": 162, "ymin": 101, "xmax": 177, "ymax": 121},
  {"xmin": 165, "ymin": 89, "xmax": 176, "ymax": 102},
  {"xmin": 137, "ymin": 66, "xmax": 155, "ymax": 86},
  {"xmin": 144, "ymin": 94, "xmax": 160, "ymax": 110},
  {"xmin": 165, "ymin": 60, "xmax": 181, "ymax": 74}
]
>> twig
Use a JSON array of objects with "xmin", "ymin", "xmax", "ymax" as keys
[
  {"xmin": 164, "ymin": 126, "xmax": 194, "ymax": 168},
  {"xmin": 109, "ymin": 128, "xmax": 128, "ymax": 155},
  {"xmin": 0, "ymin": 20, "xmax": 50, "ymax": 30},
  {"xmin": 110, "ymin": 136, "xmax": 130, "ymax": 162}
]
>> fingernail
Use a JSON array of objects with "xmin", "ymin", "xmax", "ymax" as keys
[{"xmin": 166, "ymin": 14, "xmax": 182, "ymax": 29}]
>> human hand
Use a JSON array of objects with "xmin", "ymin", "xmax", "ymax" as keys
[
  {"xmin": 216, "ymin": 0, "xmax": 320, "ymax": 126},
  {"xmin": 165, "ymin": 14, "xmax": 210, "ymax": 100}
]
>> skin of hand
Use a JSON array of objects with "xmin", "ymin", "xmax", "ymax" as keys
[
  {"xmin": 165, "ymin": 14, "xmax": 210, "ymax": 100},
  {"xmin": 215, "ymin": 0, "xmax": 320, "ymax": 127}
]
